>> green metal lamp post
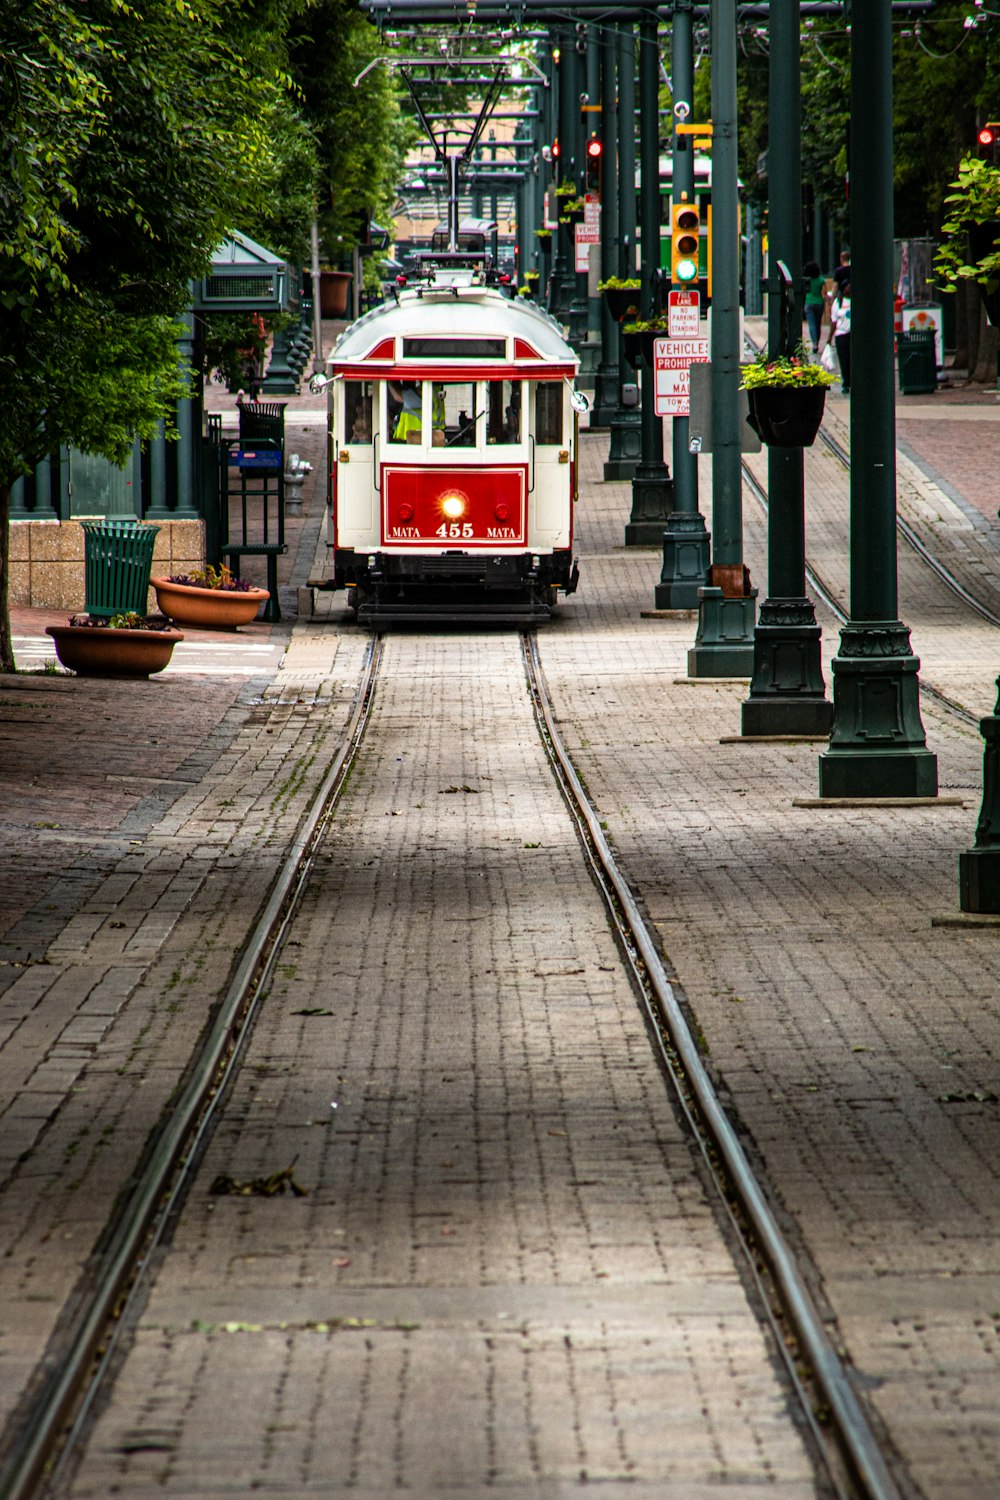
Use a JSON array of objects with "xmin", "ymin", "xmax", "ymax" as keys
[
  {"xmin": 604, "ymin": 21, "xmax": 642, "ymax": 483},
  {"xmin": 655, "ymin": 0, "xmax": 710, "ymax": 606},
  {"xmin": 592, "ymin": 20, "xmax": 620, "ymax": 429},
  {"xmin": 551, "ymin": 27, "xmax": 571, "ymax": 318},
  {"xmin": 960, "ymin": 679, "xmax": 1000, "ymax": 912},
  {"xmin": 626, "ymin": 10, "xmax": 674, "ymax": 545},
  {"xmin": 817, "ymin": 0, "xmax": 937, "ymax": 797},
  {"xmin": 741, "ymin": 0, "xmax": 832, "ymax": 734},
  {"xmin": 688, "ymin": 0, "xmax": 756, "ymax": 676}
]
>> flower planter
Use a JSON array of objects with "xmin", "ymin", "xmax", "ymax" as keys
[
  {"xmin": 745, "ymin": 386, "xmax": 827, "ymax": 447},
  {"xmin": 604, "ymin": 287, "xmax": 640, "ymax": 322},
  {"xmin": 151, "ymin": 577, "xmax": 269, "ymax": 629},
  {"xmin": 46, "ymin": 623, "xmax": 183, "ymax": 678},
  {"xmin": 319, "ymin": 270, "xmax": 353, "ymax": 318}
]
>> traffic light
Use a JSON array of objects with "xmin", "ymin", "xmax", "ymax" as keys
[
  {"xmin": 585, "ymin": 136, "xmax": 602, "ymax": 195},
  {"xmin": 670, "ymin": 197, "xmax": 700, "ymax": 286},
  {"xmin": 977, "ymin": 123, "xmax": 1000, "ymax": 160}
]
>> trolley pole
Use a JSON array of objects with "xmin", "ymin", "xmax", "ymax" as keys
[
  {"xmin": 654, "ymin": 0, "xmax": 710, "ymax": 606},
  {"xmin": 605, "ymin": 21, "xmax": 642, "ymax": 482},
  {"xmin": 688, "ymin": 0, "xmax": 756, "ymax": 675},
  {"xmin": 592, "ymin": 19, "xmax": 620, "ymax": 429},
  {"xmin": 626, "ymin": 9, "xmax": 674, "ymax": 544},
  {"xmin": 741, "ymin": 0, "xmax": 832, "ymax": 734},
  {"xmin": 817, "ymin": 0, "xmax": 937, "ymax": 797}
]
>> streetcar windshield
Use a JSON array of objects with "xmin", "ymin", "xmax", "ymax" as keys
[{"xmin": 382, "ymin": 380, "xmax": 524, "ymax": 450}]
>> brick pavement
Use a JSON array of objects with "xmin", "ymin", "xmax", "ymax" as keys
[
  {"xmin": 66, "ymin": 631, "xmax": 818, "ymax": 1498},
  {"xmin": 1, "ymin": 331, "xmax": 999, "ymax": 1495},
  {"xmin": 535, "ymin": 423, "xmax": 1000, "ymax": 1499}
]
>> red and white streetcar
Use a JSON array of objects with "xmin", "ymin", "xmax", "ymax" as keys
[{"xmin": 314, "ymin": 257, "xmax": 584, "ymax": 623}]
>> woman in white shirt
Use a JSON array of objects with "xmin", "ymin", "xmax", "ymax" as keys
[{"xmin": 830, "ymin": 283, "xmax": 852, "ymax": 395}]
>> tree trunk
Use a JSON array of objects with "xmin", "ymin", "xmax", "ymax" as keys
[
  {"xmin": 0, "ymin": 481, "xmax": 14, "ymax": 674},
  {"xmin": 953, "ymin": 284, "xmax": 971, "ymax": 372},
  {"xmin": 972, "ymin": 301, "xmax": 999, "ymax": 384}
]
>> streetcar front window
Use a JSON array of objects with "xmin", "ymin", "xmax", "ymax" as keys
[
  {"xmin": 387, "ymin": 380, "xmax": 424, "ymax": 444},
  {"xmin": 344, "ymin": 381, "xmax": 373, "ymax": 445},
  {"xmin": 487, "ymin": 380, "xmax": 520, "ymax": 445},
  {"xmin": 435, "ymin": 382, "xmax": 479, "ymax": 448},
  {"xmin": 535, "ymin": 382, "xmax": 564, "ymax": 445}
]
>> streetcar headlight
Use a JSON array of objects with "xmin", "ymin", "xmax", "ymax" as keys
[{"xmin": 440, "ymin": 492, "xmax": 467, "ymax": 520}]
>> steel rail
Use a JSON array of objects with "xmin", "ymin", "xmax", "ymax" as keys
[
  {"xmin": 0, "ymin": 637, "xmax": 385, "ymax": 1500},
  {"xmin": 740, "ymin": 457, "xmax": 982, "ymax": 730},
  {"xmin": 522, "ymin": 629, "xmax": 903, "ymax": 1500},
  {"xmin": 816, "ymin": 425, "xmax": 1000, "ymax": 632}
]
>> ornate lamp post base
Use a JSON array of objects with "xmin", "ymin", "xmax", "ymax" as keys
[
  {"xmin": 626, "ymin": 464, "xmax": 675, "ymax": 546},
  {"xmin": 818, "ymin": 622, "xmax": 938, "ymax": 797},
  {"xmin": 604, "ymin": 411, "xmax": 642, "ymax": 482},
  {"xmin": 591, "ymin": 361, "xmax": 620, "ymax": 429},
  {"xmin": 741, "ymin": 597, "xmax": 834, "ymax": 736},
  {"xmin": 959, "ymin": 678, "xmax": 1000, "ymax": 912},
  {"xmin": 687, "ymin": 585, "xmax": 757, "ymax": 677},
  {"xmin": 654, "ymin": 512, "xmax": 711, "ymax": 609}
]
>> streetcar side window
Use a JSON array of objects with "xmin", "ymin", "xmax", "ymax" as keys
[
  {"xmin": 487, "ymin": 380, "xmax": 521, "ymax": 445},
  {"xmin": 344, "ymin": 381, "xmax": 373, "ymax": 445},
  {"xmin": 387, "ymin": 380, "xmax": 424, "ymax": 444},
  {"xmin": 535, "ymin": 383, "xmax": 563, "ymax": 445}
]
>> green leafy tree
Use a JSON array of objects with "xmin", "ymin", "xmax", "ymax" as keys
[
  {"xmin": 0, "ymin": 0, "xmax": 285, "ymax": 670},
  {"xmin": 289, "ymin": 0, "xmax": 413, "ymax": 263}
]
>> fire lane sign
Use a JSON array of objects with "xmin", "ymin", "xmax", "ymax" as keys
[{"xmin": 653, "ymin": 335, "xmax": 710, "ymax": 417}]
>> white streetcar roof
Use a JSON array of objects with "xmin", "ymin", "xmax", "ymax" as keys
[{"xmin": 328, "ymin": 284, "xmax": 578, "ymax": 377}]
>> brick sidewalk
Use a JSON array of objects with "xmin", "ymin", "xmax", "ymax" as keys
[{"xmin": 536, "ymin": 426, "xmax": 1000, "ymax": 1499}]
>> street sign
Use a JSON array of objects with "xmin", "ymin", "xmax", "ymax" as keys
[
  {"xmin": 653, "ymin": 335, "xmax": 709, "ymax": 417},
  {"xmin": 667, "ymin": 290, "xmax": 701, "ymax": 339},
  {"xmin": 574, "ymin": 199, "xmax": 600, "ymax": 273}
]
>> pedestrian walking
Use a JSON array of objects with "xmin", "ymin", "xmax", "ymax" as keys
[
  {"xmin": 832, "ymin": 249, "xmax": 851, "ymax": 295},
  {"xmin": 803, "ymin": 260, "xmax": 826, "ymax": 354},
  {"xmin": 830, "ymin": 281, "xmax": 852, "ymax": 395}
]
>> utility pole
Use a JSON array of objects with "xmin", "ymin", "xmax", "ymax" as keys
[
  {"xmin": 626, "ymin": 9, "xmax": 674, "ymax": 544},
  {"xmin": 687, "ymin": 0, "xmax": 756, "ymax": 675},
  {"xmin": 654, "ymin": 0, "xmax": 710, "ymax": 607},
  {"xmin": 741, "ymin": 0, "xmax": 832, "ymax": 734},
  {"xmin": 818, "ymin": 0, "xmax": 937, "ymax": 796}
]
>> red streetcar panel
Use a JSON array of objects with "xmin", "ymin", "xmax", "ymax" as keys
[{"xmin": 382, "ymin": 465, "xmax": 526, "ymax": 548}]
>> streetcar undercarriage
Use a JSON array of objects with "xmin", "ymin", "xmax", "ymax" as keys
[{"xmin": 334, "ymin": 548, "xmax": 579, "ymax": 624}]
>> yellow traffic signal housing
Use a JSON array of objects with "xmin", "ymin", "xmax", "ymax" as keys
[{"xmin": 671, "ymin": 199, "xmax": 701, "ymax": 286}]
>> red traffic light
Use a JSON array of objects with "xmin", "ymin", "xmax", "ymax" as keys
[
  {"xmin": 586, "ymin": 137, "xmax": 603, "ymax": 160},
  {"xmin": 978, "ymin": 125, "xmax": 996, "ymax": 147},
  {"xmin": 551, "ymin": 139, "xmax": 560, "ymax": 159}
]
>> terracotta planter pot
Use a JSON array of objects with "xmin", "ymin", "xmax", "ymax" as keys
[
  {"xmin": 151, "ymin": 578, "xmax": 269, "ymax": 629},
  {"xmin": 46, "ymin": 623, "xmax": 182, "ymax": 678},
  {"xmin": 319, "ymin": 270, "xmax": 353, "ymax": 318},
  {"xmin": 746, "ymin": 386, "xmax": 827, "ymax": 447}
]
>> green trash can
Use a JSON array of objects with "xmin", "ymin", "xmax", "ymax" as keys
[
  {"xmin": 81, "ymin": 519, "xmax": 160, "ymax": 618},
  {"xmin": 897, "ymin": 329, "xmax": 936, "ymax": 395}
]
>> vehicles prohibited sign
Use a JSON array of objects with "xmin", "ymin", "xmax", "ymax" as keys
[{"xmin": 653, "ymin": 335, "xmax": 709, "ymax": 417}]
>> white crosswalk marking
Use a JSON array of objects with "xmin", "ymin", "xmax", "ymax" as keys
[{"xmin": 14, "ymin": 637, "xmax": 282, "ymax": 677}]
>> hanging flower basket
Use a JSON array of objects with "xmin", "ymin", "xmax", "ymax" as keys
[
  {"xmin": 746, "ymin": 386, "xmax": 828, "ymax": 447},
  {"xmin": 604, "ymin": 287, "xmax": 640, "ymax": 321},
  {"xmin": 739, "ymin": 349, "xmax": 835, "ymax": 447}
]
